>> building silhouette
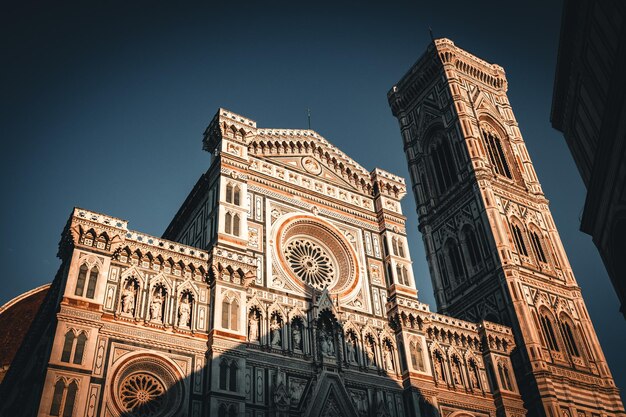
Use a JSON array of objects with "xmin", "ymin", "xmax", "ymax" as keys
[
  {"xmin": 551, "ymin": 0, "xmax": 626, "ymax": 319},
  {"xmin": 388, "ymin": 38, "xmax": 624, "ymax": 417}
]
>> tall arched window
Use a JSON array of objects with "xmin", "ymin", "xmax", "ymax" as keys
[
  {"xmin": 222, "ymin": 296, "xmax": 239, "ymax": 330},
  {"xmin": 445, "ymin": 239, "xmax": 465, "ymax": 283},
  {"xmin": 226, "ymin": 183, "xmax": 233, "ymax": 203},
  {"xmin": 233, "ymin": 214, "xmax": 240, "ymax": 236},
  {"xmin": 233, "ymin": 187, "xmax": 240, "ymax": 206},
  {"xmin": 229, "ymin": 361, "xmax": 238, "ymax": 391},
  {"xmin": 85, "ymin": 268, "xmax": 98, "ymax": 299},
  {"xmin": 539, "ymin": 312, "xmax": 560, "ymax": 351},
  {"xmin": 61, "ymin": 331, "xmax": 74, "ymax": 363},
  {"xmin": 50, "ymin": 379, "xmax": 78, "ymax": 417},
  {"xmin": 75, "ymin": 265, "xmax": 88, "ymax": 297},
  {"xmin": 482, "ymin": 129, "xmax": 512, "ymax": 179},
  {"xmin": 559, "ymin": 318, "xmax": 580, "ymax": 357},
  {"xmin": 225, "ymin": 212, "xmax": 232, "ymax": 234},
  {"xmin": 219, "ymin": 360, "xmax": 229, "ymax": 390},
  {"xmin": 462, "ymin": 226, "xmax": 482, "ymax": 269},
  {"xmin": 428, "ymin": 130, "xmax": 457, "ymax": 195},
  {"xmin": 497, "ymin": 363, "xmax": 512, "ymax": 390},
  {"xmin": 392, "ymin": 238, "xmax": 399, "ymax": 256},
  {"xmin": 530, "ymin": 230, "xmax": 547, "ymax": 263},
  {"xmin": 73, "ymin": 333, "xmax": 87, "ymax": 365},
  {"xmin": 50, "ymin": 380, "xmax": 65, "ymax": 416},
  {"xmin": 510, "ymin": 222, "xmax": 529, "ymax": 257},
  {"xmin": 398, "ymin": 240, "xmax": 405, "ymax": 258}
]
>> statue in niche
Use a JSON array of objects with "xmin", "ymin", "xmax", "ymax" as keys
[
  {"xmin": 452, "ymin": 362, "xmax": 462, "ymax": 384},
  {"xmin": 384, "ymin": 346, "xmax": 394, "ymax": 371},
  {"xmin": 320, "ymin": 328, "xmax": 335, "ymax": 357},
  {"xmin": 178, "ymin": 294, "xmax": 191, "ymax": 328},
  {"xmin": 292, "ymin": 322, "xmax": 303, "ymax": 350},
  {"xmin": 365, "ymin": 341, "xmax": 375, "ymax": 366},
  {"xmin": 270, "ymin": 317, "xmax": 282, "ymax": 347},
  {"xmin": 150, "ymin": 288, "xmax": 163, "ymax": 321},
  {"xmin": 470, "ymin": 365, "xmax": 480, "ymax": 388},
  {"xmin": 346, "ymin": 337, "xmax": 357, "ymax": 364},
  {"xmin": 248, "ymin": 314, "xmax": 259, "ymax": 341},
  {"xmin": 121, "ymin": 282, "xmax": 136, "ymax": 314},
  {"xmin": 416, "ymin": 342, "xmax": 425, "ymax": 371}
]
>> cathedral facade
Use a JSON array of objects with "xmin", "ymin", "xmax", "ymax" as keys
[
  {"xmin": 0, "ymin": 105, "xmax": 525, "ymax": 417},
  {"xmin": 388, "ymin": 39, "xmax": 624, "ymax": 417},
  {"xmin": 0, "ymin": 39, "xmax": 621, "ymax": 417}
]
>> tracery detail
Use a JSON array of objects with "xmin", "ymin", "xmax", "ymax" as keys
[
  {"xmin": 119, "ymin": 373, "xmax": 165, "ymax": 416},
  {"xmin": 284, "ymin": 239, "xmax": 336, "ymax": 290}
]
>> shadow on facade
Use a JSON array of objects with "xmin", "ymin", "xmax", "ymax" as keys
[{"xmin": 107, "ymin": 306, "xmax": 440, "ymax": 417}]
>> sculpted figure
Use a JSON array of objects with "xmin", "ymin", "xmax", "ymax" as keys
[
  {"xmin": 292, "ymin": 324, "xmax": 302, "ymax": 350},
  {"xmin": 178, "ymin": 296, "xmax": 191, "ymax": 327},
  {"xmin": 249, "ymin": 315, "xmax": 259, "ymax": 341},
  {"xmin": 271, "ymin": 318, "xmax": 281, "ymax": 347},
  {"xmin": 121, "ymin": 284, "xmax": 135, "ymax": 314},
  {"xmin": 365, "ymin": 342, "xmax": 375, "ymax": 366},
  {"xmin": 384, "ymin": 347, "xmax": 394, "ymax": 371},
  {"xmin": 347, "ymin": 338, "xmax": 357, "ymax": 363},
  {"xmin": 150, "ymin": 291, "xmax": 163, "ymax": 321}
]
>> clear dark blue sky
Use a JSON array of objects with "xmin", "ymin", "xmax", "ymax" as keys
[{"xmin": 2, "ymin": 0, "xmax": 624, "ymax": 397}]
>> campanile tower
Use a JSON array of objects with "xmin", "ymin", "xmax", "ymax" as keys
[{"xmin": 388, "ymin": 39, "xmax": 624, "ymax": 417}]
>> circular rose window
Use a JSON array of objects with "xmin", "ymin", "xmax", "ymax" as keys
[
  {"xmin": 110, "ymin": 354, "xmax": 183, "ymax": 417},
  {"xmin": 275, "ymin": 215, "xmax": 358, "ymax": 295},
  {"xmin": 285, "ymin": 238, "xmax": 336, "ymax": 289}
]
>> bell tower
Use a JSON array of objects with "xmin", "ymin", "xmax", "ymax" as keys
[{"xmin": 388, "ymin": 39, "xmax": 624, "ymax": 417}]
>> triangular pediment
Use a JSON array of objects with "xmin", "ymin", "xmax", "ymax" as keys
[
  {"xmin": 304, "ymin": 372, "xmax": 359, "ymax": 417},
  {"xmin": 249, "ymin": 129, "xmax": 373, "ymax": 195}
]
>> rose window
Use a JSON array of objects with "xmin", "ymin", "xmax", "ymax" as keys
[
  {"xmin": 111, "ymin": 355, "xmax": 183, "ymax": 417},
  {"xmin": 119, "ymin": 373, "xmax": 165, "ymax": 417},
  {"xmin": 274, "ymin": 216, "xmax": 360, "ymax": 296},
  {"xmin": 285, "ymin": 239, "xmax": 335, "ymax": 289}
]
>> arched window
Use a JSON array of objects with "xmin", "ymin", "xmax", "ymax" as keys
[
  {"xmin": 219, "ymin": 360, "xmax": 229, "ymax": 390},
  {"xmin": 74, "ymin": 265, "xmax": 88, "ymax": 297},
  {"xmin": 63, "ymin": 381, "xmax": 78, "ymax": 417},
  {"xmin": 392, "ymin": 238, "xmax": 399, "ymax": 256},
  {"xmin": 395, "ymin": 265, "xmax": 404, "ymax": 285},
  {"xmin": 73, "ymin": 333, "xmax": 87, "ymax": 365},
  {"xmin": 233, "ymin": 214, "xmax": 240, "ymax": 236},
  {"xmin": 398, "ymin": 240, "xmax": 405, "ymax": 258},
  {"xmin": 482, "ymin": 129, "xmax": 512, "ymax": 179},
  {"xmin": 61, "ymin": 331, "xmax": 75, "ymax": 363},
  {"xmin": 230, "ymin": 299, "xmax": 239, "ymax": 332},
  {"xmin": 430, "ymin": 136, "xmax": 458, "ymax": 195},
  {"xmin": 229, "ymin": 361, "xmax": 238, "ymax": 391},
  {"xmin": 226, "ymin": 183, "xmax": 233, "ymax": 204},
  {"xmin": 559, "ymin": 319, "xmax": 580, "ymax": 357},
  {"xmin": 497, "ymin": 363, "xmax": 512, "ymax": 390},
  {"xmin": 530, "ymin": 231, "xmax": 547, "ymax": 263},
  {"xmin": 218, "ymin": 404, "xmax": 228, "ymax": 417},
  {"xmin": 85, "ymin": 268, "xmax": 98, "ymax": 299},
  {"xmin": 225, "ymin": 212, "xmax": 234, "ymax": 234},
  {"xmin": 233, "ymin": 187, "xmax": 240, "ymax": 206},
  {"xmin": 510, "ymin": 222, "xmax": 529, "ymax": 257},
  {"xmin": 462, "ymin": 226, "xmax": 482, "ymax": 269},
  {"xmin": 539, "ymin": 312, "xmax": 560, "ymax": 351},
  {"xmin": 445, "ymin": 239, "xmax": 465, "ymax": 283},
  {"xmin": 222, "ymin": 296, "xmax": 239, "ymax": 330},
  {"xmin": 50, "ymin": 380, "xmax": 65, "ymax": 416},
  {"xmin": 50, "ymin": 379, "xmax": 78, "ymax": 417}
]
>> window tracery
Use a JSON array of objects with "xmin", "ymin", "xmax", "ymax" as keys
[
  {"xmin": 75, "ymin": 263, "xmax": 99, "ymax": 299},
  {"xmin": 61, "ymin": 330, "xmax": 87, "ymax": 365},
  {"xmin": 221, "ymin": 294, "xmax": 238, "ymax": 331},
  {"xmin": 509, "ymin": 221, "xmax": 529, "ymax": 257},
  {"xmin": 428, "ymin": 130, "xmax": 458, "ymax": 195},
  {"xmin": 481, "ymin": 127, "xmax": 512, "ymax": 179},
  {"xmin": 49, "ymin": 379, "xmax": 78, "ymax": 417}
]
